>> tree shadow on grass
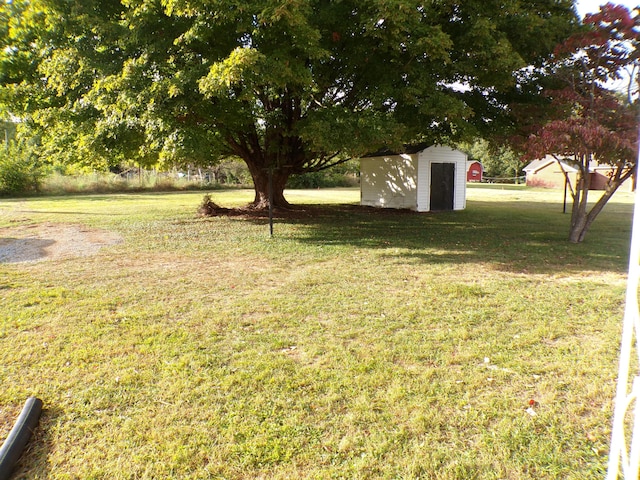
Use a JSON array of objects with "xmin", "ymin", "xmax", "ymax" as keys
[
  {"xmin": 0, "ymin": 238, "xmax": 56, "ymax": 263},
  {"xmin": 230, "ymin": 201, "xmax": 632, "ymax": 275}
]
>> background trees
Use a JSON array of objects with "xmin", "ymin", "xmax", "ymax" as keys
[
  {"xmin": 459, "ymin": 139, "xmax": 523, "ymax": 181},
  {"xmin": 1, "ymin": 0, "xmax": 578, "ymax": 207}
]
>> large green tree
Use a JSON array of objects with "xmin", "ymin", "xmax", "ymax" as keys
[{"xmin": 1, "ymin": 0, "xmax": 578, "ymax": 207}]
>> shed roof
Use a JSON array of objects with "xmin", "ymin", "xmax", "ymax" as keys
[{"xmin": 361, "ymin": 142, "xmax": 432, "ymax": 158}]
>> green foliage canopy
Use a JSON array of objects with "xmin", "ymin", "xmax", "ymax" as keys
[{"xmin": 1, "ymin": 0, "xmax": 579, "ymax": 206}]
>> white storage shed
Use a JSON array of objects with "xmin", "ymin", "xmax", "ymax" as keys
[{"xmin": 359, "ymin": 145, "xmax": 467, "ymax": 212}]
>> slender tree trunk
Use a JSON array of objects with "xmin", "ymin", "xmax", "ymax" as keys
[
  {"xmin": 568, "ymin": 212, "xmax": 587, "ymax": 243},
  {"xmin": 568, "ymin": 165, "xmax": 590, "ymax": 243},
  {"xmin": 568, "ymin": 171, "xmax": 629, "ymax": 243},
  {"xmin": 573, "ymin": 189, "xmax": 615, "ymax": 242}
]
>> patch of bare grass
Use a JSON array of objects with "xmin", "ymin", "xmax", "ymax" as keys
[{"xmin": 0, "ymin": 223, "xmax": 122, "ymax": 263}]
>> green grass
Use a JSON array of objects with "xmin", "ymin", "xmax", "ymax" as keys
[{"xmin": 0, "ymin": 186, "xmax": 634, "ymax": 479}]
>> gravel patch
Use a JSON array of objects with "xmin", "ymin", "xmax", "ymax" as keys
[{"xmin": 0, "ymin": 223, "xmax": 123, "ymax": 263}]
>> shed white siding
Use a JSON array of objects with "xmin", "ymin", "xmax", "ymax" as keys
[
  {"xmin": 360, "ymin": 145, "xmax": 467, "ymax": 212},
  {"xmin": 418, "ymin": 145, "xmax": 467, "ymax": 211},
  {"xmin": 360, "ymin": 154, "xmax": 418, "ymax": 209}
]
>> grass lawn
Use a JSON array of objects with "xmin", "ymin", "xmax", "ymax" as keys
[{"xmin": 0, "ymin": 185, "xmax": 634, "ymax": 479}]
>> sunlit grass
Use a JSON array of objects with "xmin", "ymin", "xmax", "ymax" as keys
[{"xmin": 0, "ymin": 186, "xmax": 633, "ymax": 479}]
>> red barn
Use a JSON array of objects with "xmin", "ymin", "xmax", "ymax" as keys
[{"xmin": 466, "ymin": 161, "xmax": 483, "ymax": 182}]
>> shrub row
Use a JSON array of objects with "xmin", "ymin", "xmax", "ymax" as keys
[
  {"xmin": 0, "ymin": 141, "xmax": 43, "ymax": 195},
  {"xmin": 0, "ymin": 147, "xmax": 361, "ymax": 196}
]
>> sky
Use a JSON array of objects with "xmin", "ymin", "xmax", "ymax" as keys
[{"xmin": 575, "ymin": 0, "xmax": 639, "ymax": 18}]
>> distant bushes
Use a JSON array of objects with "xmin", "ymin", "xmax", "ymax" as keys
[
  {"xmin": 0, "ymin": 154, "xmax": 360, "ymax": 196},
  {"xmin": 0, "ymin": 141, "xmax": 44, "ymax": 195},
  {"xmin": 286, "ymin": 170, "xmax": 359, "ymax": 188},
  {"xmin": 286, "ymin": 160, "xmax": 360, "ymax": 189},
  {"xmin": 40, "ymin": 171, "xmax": 231, "ymax": 195}
]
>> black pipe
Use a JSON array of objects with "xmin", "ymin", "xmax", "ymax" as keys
[{"xmin": 0, "ymin": 397, "xmax": 43, "ymax": 480}]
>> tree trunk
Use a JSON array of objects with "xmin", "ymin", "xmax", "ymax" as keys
[
  {"xmin": 568, "ymin": 170, "xmax": 629, "ymax": 243},
  {"xmin": 572, "ymin": 189, "xmax": 614, "ymax": 242},
  {"xmin": 247, "ymin": 163, "xmax": 292, "ymax": 210},
  {"xmin": 568, "ymin": 211, "xmax": 587, "ymax": 243},
  {"xmin": 568, "ymin": 168, "xmax": 589, "ymax": 243}
]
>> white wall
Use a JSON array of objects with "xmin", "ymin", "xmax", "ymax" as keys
[
  {"xmin": 360, "ymin": 154, "xmax": 418, "ymax": 210},
  {"xmin": 417, "ymin": 145, "xmax": 467, "ymax": 211}
]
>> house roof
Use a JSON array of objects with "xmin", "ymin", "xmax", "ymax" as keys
[
  {"xmin": 522, "ymin": 159, "xmax": 547, "ymax": 172},
  {"xmin": 523, "ymin": 157, "xmax": 578, "ymax": 174}
]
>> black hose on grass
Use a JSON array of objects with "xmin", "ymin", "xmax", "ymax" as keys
[{"xmin": 0, "ymin": 397, "xmax": 43, "ymax": 480}]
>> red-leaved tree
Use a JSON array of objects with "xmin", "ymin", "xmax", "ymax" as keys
[{"xmin": 517, "ymin": 3, "xmax": 638, "ymax": 243}]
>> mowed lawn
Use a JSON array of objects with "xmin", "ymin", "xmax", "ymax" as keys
[{"xmin": 0, "ymin": 185, "xmax": 634, "ymax": 479}]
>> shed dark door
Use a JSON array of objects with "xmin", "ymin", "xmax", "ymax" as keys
[{"xmin": 430, "ymin": 163, "xmax": 455, "ymax": 211}]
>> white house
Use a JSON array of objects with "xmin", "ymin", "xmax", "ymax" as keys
[{"xmin": 359, "ymin": 145, "xmax": 467, "ymax": 212}]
